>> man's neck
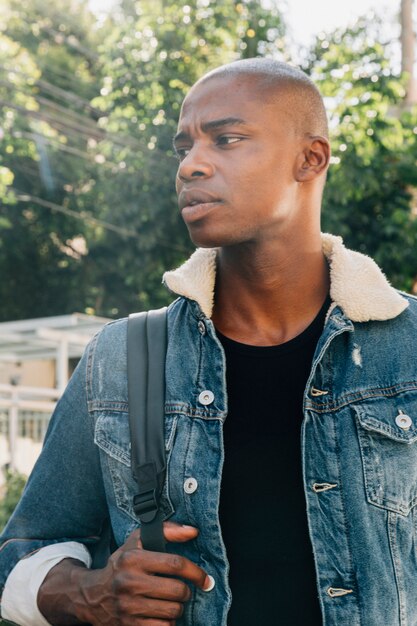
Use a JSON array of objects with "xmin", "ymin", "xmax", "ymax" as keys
[{"xmin": 211, "ymin": 234, "xmax": 330, "ymax": 346}]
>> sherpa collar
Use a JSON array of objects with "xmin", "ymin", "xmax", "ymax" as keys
[{"xmin": 163, "ymin": 233, "xmax": 408, "ymax": 323}]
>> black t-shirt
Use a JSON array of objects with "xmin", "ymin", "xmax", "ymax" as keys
[{"xmin": 217, "ymin": 300, "xmax": 329, "ymax": 625}]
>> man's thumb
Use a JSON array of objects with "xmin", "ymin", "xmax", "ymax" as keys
[{"xmin": 163, "ymin": 521, "xmax": 199, "ymax": 543}]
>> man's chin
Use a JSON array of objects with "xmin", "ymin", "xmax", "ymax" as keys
[{"xmin": 187, "ymin": 227, "xmax": 229, "ymax": 249}]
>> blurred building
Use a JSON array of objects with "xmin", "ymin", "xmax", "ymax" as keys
[{"xmin": 0, "ymin": 314, "xmax": 111, "ymax": 479}]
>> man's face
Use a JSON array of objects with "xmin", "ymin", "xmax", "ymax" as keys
[{"xmin": 174, "ymin": 74, "xmax": 305, "ymax": 248}]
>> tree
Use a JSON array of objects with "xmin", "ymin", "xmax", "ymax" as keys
[
  {"xmin": 0, "ymin": 0, "xmax": 106, "ymax": 320},
  {"xmin": 302, "ymin": 19, "xmax": 417, "ymax": 290},
  {"xmin": 304, "ymin": 16, "xmax": 417, "ymax": 293},
  {"xmin": 0, "ymin": 0, "xmax": 286, "ymax": 320},
  {"xmin": 400, "ymin": 0, "xmax": 417, "ymax": 106},
  {"xmin": 2, "ymin": 1, "xmax": 417, "ymax": 321}
]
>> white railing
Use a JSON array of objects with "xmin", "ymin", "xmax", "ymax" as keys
[{"xmin": 0, "ymin": 383, "xmax": 59, "ymax": 477}]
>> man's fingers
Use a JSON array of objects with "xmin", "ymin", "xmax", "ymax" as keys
[
  {"xmin": 117, "ymin": 528, "xmax": 142, "ymax": 552},
  {"xmin": 113, "ymin": 523, "xmax": 214, "ymax": 592},
  {"xmin": 126, "ymin": 605, "xmax": 177, "ymax": 626},
  {"xmin": 162, "ymin": 521, "xmax": 199, "ymax": 543},
  {"xmin": 142, "ymin": 551, "xmax": 211, "ymax": 591},
  {"xmin": 137, "ymin": 575, "xmax": 191, "ymax": 603},
  {"xmin": 120, "ymin": 522, "xmax": 198, "ymax": 553},
  {"xmin": 128, "ymin": 596, "xmax": 184, "ymax": 620}
]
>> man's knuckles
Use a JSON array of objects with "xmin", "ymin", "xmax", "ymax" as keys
[
  {"xmin": 113, "ymin": 548, "xmax": 142, "ymax": 570},
  {"xmin": 173, "ymin": 581, "xmax": 192, "ymax": 602},
  {"xmin": 166, "ymin": 554, "xmax": 187, "ymax": 574}
]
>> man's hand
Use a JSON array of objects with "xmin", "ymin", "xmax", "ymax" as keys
[{"xmin": 37, "ymin": 522, "xmax": 213, "ymax": 626}]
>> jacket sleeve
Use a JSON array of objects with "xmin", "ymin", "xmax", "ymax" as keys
[{"xmin": 0, "ymin": 332, "xmax": 110, "ymax": 595}]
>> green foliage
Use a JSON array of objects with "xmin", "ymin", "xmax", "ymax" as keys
[
  {"xmin": 0, "ymin": 0, "xmax": 105, "ymax": 320},
  {"xmin": 0, "ymin": 3, "xmax": 416, "ymax": 321},
  {"xmin": 0, "ymin": 0, "xmax": 286, "ymax": 320},
  {"xmin": 303, "ymin": 17, "xmax": 417, "ymax": 292},
  {"xmin": 0, "ymin": 469, "xmax": 26, "ymax": 532}
]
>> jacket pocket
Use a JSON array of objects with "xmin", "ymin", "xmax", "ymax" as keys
[
  {"xmin": 94, "ymin": 410, "xmax": 177, "ymax": 521},
  {"xmin": 354, "ymin": 395, "xmax": 417, "ymax": 516}
]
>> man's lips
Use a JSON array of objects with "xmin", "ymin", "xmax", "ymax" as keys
[{"xmin": 178, "ymin": 189, "xmax": 223, "ymax": 211}]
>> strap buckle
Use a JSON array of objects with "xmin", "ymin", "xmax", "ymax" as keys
[
  {"xmin": 133, "ymin": 489, "xmax": 159, "ymax": 523},
  {"xmin": 132, "ymin": 461, "xmax": 161, "ymax": 523}
]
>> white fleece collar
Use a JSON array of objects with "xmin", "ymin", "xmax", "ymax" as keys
[{"xmin": 163, "ymin": 233, "xmax": 408, "ymax": 322}]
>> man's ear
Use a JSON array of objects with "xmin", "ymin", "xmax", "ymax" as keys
[{"xmin": 295, "ymin": 136, "xmax": 330, "ymax": 182}]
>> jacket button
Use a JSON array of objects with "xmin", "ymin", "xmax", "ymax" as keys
[
  {"xmin": 184, "ymin": 477, "xmax": 198, "ymax": 494},
  {"xmin": 198, "ymin": 320, "xmax": 206, "ymax": 335},
  {"xmin": 198, "ymin": 390, "xmax": 214, "ymax": 405},
  {"xmin": 203, "ymin": 574, "xmax": 216, "ymax": 592},
  {"xmin": 395, "ymin": 413, "xmax": 412, "ymax": 430}
]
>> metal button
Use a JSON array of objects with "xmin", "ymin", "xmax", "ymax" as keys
[
  {"xmin": 198, "ymin": 390, "xmax": 214, "ymax": 405},
  {"xmin": 395, "ymin": 413, "xmax": 412, "ymax": 430},
  {"xmin": 184, "ymin": 477, "xmax": 198, "ymax": 494},
  {"xmin": 198, "ymin": 320, "xmax": 206, "ymax": 335}
]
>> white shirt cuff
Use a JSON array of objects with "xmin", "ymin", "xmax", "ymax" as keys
[{"xmin": 1, "ymin": 542, "xmax": 91, "ymax": 626}]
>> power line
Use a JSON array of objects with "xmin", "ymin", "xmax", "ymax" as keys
[
  {"xmin": 6, "ymin": 161, "xmax": 80, "ymax": 187},
  {"xmin": 12, "ymin": 189, "xmax": 140, "ymax": 238},
  {"xmin": 0, "ymin": 95, "xmax": 159, "ymax": 152},
  {"xmin": 1, "ymin": 66, "xmax": 100, "ymax": 114},
  {"xmin": 0, "ymin": 97, "xmax": 107, "ymax": 142},
  {"xmin": 10, "ymin": 188, "xmax": 189, "ymax": 253},
  {"xmin": 36, "ymin": 75, "xmax": 100, "ymax": 115},
  {"xmin": 0, "ymin": 79, "xmax": 100, "ymax": 137},
  {"xmin": 40, "ymin": 24, "xmax": 100, "ymax": 63},
  {"xmin": 13, "ymin": 129, "xmax": 119, "ymax": 167}
]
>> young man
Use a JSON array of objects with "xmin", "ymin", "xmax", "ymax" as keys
[{"xmin": 1, "ymin": 58, "xmax": 416, "ymax": 626}]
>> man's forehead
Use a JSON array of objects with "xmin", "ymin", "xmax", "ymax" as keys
[
  {"xmin": 178, "ymin": 74, "xmax": 281, "ymax": 126},
  {"xmin": 183, "ymin": 72, "xmax": 268, "ymax": 106}
]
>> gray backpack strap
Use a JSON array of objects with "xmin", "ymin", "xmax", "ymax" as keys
[{"xmin": 127, "ymin": 307, "xmax": 167, "ymax": 552}]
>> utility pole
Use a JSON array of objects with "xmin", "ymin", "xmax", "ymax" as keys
[{"xmin": 401, "ymin": 0, "xmax": 417, "ymax": 105}]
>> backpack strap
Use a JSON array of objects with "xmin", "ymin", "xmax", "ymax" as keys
[{"xmin": 127, "ymin": 307, "xmax": 167, "ymax": 552}]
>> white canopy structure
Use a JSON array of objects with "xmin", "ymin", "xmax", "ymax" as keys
[
  {"xmin": 0, "ymin": 313, "xmax": 111, "ymax": 391},
  {"xmin": 0, "ymin": 313, "xmax": 111, "ymax": 474}
]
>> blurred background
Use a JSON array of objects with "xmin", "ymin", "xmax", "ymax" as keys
[{"xmin": 0, "ymin": 0, "xmax": 416, "ymax": 522}]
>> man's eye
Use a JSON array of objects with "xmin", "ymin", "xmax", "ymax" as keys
[
  {"xmin": 217, "ymin": 136, "xmax": 241, "ymax": 146},
  {"xmin": 174, "ymin": 146, "xmax": 190, "ymax": 159}
]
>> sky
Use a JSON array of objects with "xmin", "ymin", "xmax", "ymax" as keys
[
  {"xmin": 285, "ymin": 0, "xmax": 397, "ymax": 47},
  {"xmin": 90, "ymin": 0, "xmax": 400, "ymax": 47}
]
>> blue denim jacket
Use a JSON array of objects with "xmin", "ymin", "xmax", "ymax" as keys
[{"xmin": 2, "ymin": 234, "xmax": 417, "ymax": 626}]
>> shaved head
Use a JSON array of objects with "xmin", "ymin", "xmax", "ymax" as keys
[{"xmin": 193, "ymin": 57, "xmax": 329, "ymax": 140}]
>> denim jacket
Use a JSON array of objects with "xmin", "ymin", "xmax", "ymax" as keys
[{"xmin": 1, "ymin": 233, "xmax": 417, "ymax": 626}]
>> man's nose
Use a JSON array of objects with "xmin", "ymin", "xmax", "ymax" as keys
[{"xmin": 177, "ymin": 143, "xmax": 214, "ymax": 181}]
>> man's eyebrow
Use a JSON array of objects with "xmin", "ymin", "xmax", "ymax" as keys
[
  {"xmin": 201, "ymin": 116, "xmax": 247, "ymax": 132},
  {"xmin": 173, "ymin": 117, "xmax": 247, "ymax": 144}
]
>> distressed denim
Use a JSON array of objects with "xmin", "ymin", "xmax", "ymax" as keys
[{"xmin": 2, "ymin": 291, "xmax": 417, "ymax": 625}]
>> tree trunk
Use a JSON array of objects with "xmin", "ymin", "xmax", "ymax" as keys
[{"xmin": 401, "ymin": 0, "xmax": 417, "ymax": 105}]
